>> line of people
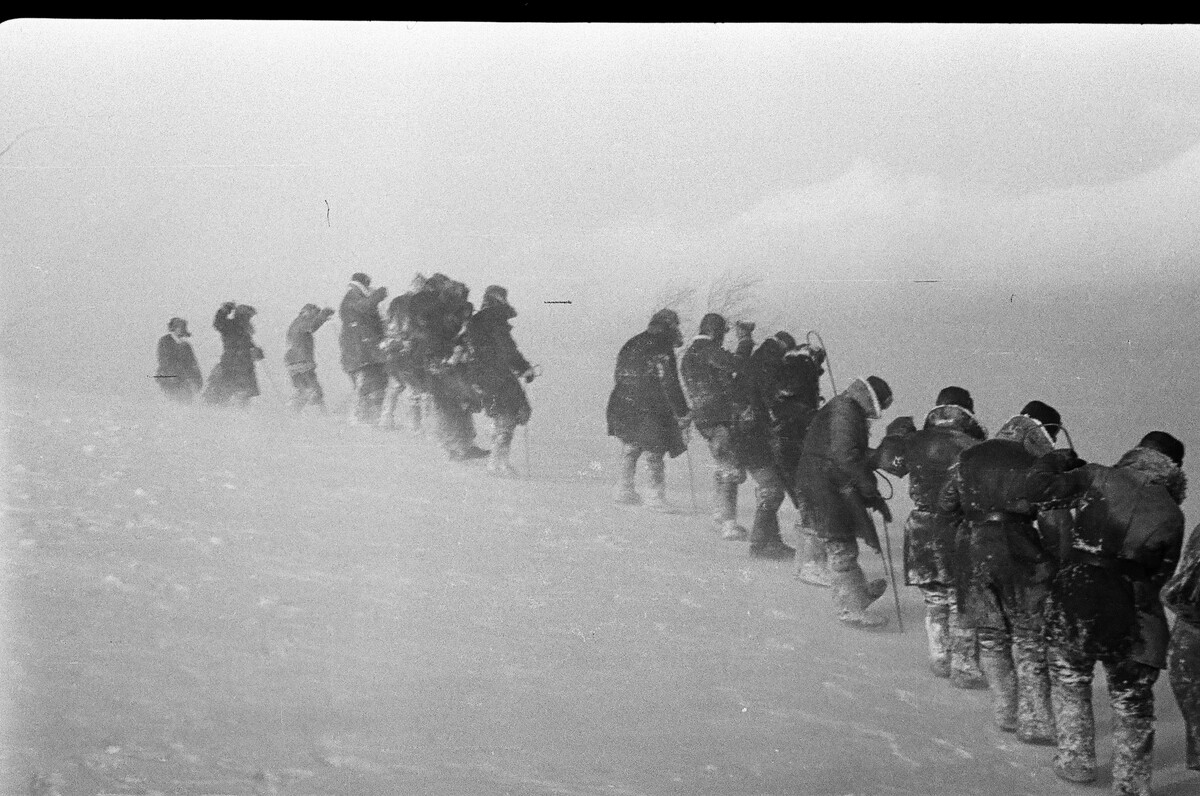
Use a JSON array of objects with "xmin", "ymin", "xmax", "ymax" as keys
[
  {"xmin": 606, "ymin": 307, "xmax": 1200, "ymax": 796},
  {"xmin": 153, "ymin": 271, "xmax": 538, "ymax": 475}
]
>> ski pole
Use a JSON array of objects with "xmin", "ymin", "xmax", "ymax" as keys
[
  {"xmin": 879, "ymin": 516, "xmax": 905, "ymax": 633},
  {"xmin": 806, "ymin": 330, "xmax": 837, "ymax": 395}
]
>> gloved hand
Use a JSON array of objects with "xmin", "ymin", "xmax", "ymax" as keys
[
  {"xmin": 866, "ymin": 495, "xmax": 893, "ymax": 523},
  {"xmin": 522, "ymin": 368, "xmax": 537, "ymax": 384},
  {"xmin": 677, "ymin": 413, "xmax": 693, "ymax": 430},
  {"xmin": 321, "ymin": 307, "xmax": 335, "ymax": 317}
]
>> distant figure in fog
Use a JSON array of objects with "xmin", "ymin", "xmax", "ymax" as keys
[
  {"xmin": 203, "ymin": 302, "xmax": 263, "ymax": 408},
  {"xmin": 284, "ymin": 303, "xmax": 335, "ymax": 414},
  {"xmin": 339, "ymin": 272, "xmax": 389, "ymax": 425},
  {"xmin": 155, "ymin": 317, "xmax": 203, "ymax": 403},
  {"xmin": 607, "ymin": 308, "xmax": 691, "ymax": 511}
]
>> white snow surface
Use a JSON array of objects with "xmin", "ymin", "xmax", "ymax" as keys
[{"xmin": 2, "ymin": 377, "xmax": 1196, "ymax": 796}]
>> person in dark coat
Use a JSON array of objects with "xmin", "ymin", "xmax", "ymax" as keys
[
  {"xmin": 1028, "ymin": 432, "xmax": 1186, "ymax": 793},
  {"xmin": 935, "ymin": 400, "xmax": 1065, "ymax": 745},
  {"xmin": 1163, "ymin": 519, "xmax": 1200, "ymax": 773},
  {"xmin": 431, "ymin": 278, "xmax": 488, "ymax": 461},
  {"xmin": 203, "ymin": 302, "xmax": 263, "ymax": 407},
  {"xmin": 773, "ymin": 342, "xmax": 826, "ymax": 480},
  {"xmin": 461, "ymin": 285, "xmax": 537, "ymax": 476},
  {"xmin": 680, "ymin": 313, "xmax": 755, "ymax": 539},
  {"xmin": 379, "ymin": 274, "xmax": 431, "ymax": 432},
  {"xmin": 607, "ymin": 308, "xmax": 691, "ymax": 510},
  {"xmin": 339, "ymin": 272, "xmax": 389, "ymax": 424},
  {"xmin": 876, "ymin": 387, "xmax": 988, "ymax": 687},
  {"xmin": 284, "ymin": 303, "xmax": 335, "ymax": 414},
  {"xmin": 793, "ymin": 375, "xmax": 895, "ymax": 627},
  {"xmin": 155, "ymin": 317, "xmax": 203, "ymax": 403}
]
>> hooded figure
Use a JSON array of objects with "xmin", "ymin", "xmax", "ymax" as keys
[
  {"xmin": 284, "ymin": 303, "xmax": 335, "ymax": 413},
  {"xmin": 680, "ymin": 313, "xmax": 756, "ymax": 540},
  {"xmin": 793, "ymin": 375, "xmax": 895, "ymax": 628},
  {"xmin": 461, "ymin": 285, "xmax": 537, "ymax": 475},
  {"xmin": 875, "ymin": 387, "xmax": 988, "ymax": 688},
  {"xmin": 339, "ymin": 273, "xmax": 389, "ymax": 424},
  {"xmin": 606, "ymin": 309, "xmax": 690, "ymax": 510},
  {"xmin": 1028, "ymin": 432, "xmax": 1186, "ymax": 792},
  {"xmin": 935, "ymin": 401, "xmax": 1067, "ymax": 745},
  {"xmin": 156, "ymin": 318, "xmax": 204, "ymax": 403},
  {"xmin": 203, "ymin": 302, "xmax": 263, "ymax": 407}
]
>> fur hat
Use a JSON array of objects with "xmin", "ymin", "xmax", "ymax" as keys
[
  {"xmin": 935, "ymin": 386, "xmax": 974, "ymax": 413},
  {"xmin": 167, "ymin": 317, "xmax": 190, "ymax": 337},
  {"xmin": 867, "ymin": 375, "xmax": 893, "ymax": 411},
  {"xmin": 234, "ymin": 304, "xmax": 256, "ymax": 318},
  {"xmin": 649, "ymin": 308, "xmax": 681, "ymax": 328},
  {"xmin": 1137, "ymin": 431, "xmax": 1185, "ymax": 466},
  {"xmin": 774, "ymin": 331, "xmax": 797, "ymax": 350},
  {"xmin": 350, "ymin": 272, "xmax": 371, "ymax": 288},
  {"xmin": 698, "ymin": 313, "xmax": 727, "ymax": 337},
  {"xmin": 483, "ymin": 284, "xmax": 508, "ymax": 303},
  {"xmin": 1020, "ymin": 400, "xmax": 1061, "ymax": 440}
]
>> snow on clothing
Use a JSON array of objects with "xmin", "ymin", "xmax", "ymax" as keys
[
  {"xmin": 155, "ymin": 333, "xmax": 203, "ymax": 402},
  {"xmin": 1027, "ymin": 445, "xmax": 1186, "ymax": 792},
  {"xmin": 732, "ymin": 337, "xmax": 790, "ymax": 472},
  {"xmin": 284, "ymin": 308, "xmax": 333, "ymax": 375},
  {"xmin": 461, "ymin": 300, "xmax": 532, "ymax": 425},
  {"xmin": 204, "ymin": 304, "xmax": 262, "ymax": 404},
  {"xmin": 1163, "ymin": 523, "xmax": 1200, "ymax": 770},
  {"xmin": 936, "ymin": 414, "xmax": 1061, "ymax": 742},
  {"xmin": 606, "ymin": 327, "xmax": 690, "ymax": 458},
  {"xmin": 680, "ymin": 334, "xmax": 754, "ymax": 431},
  {"xmin": 770, "ymin": 349, "xmax": 825, "ymax": 481},
  {"xmin": 338, "ymin": 281, "xmax": 388, "ymax": 375}
]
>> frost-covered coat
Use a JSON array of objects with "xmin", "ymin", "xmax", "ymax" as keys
[
  {"xmin": 793, "ymin": 378, "xmax": 885, "ymax": 547},
  {"xmin": 205, "ymin": 304, "xmax": 261, "ymax": 401},
  {"xmin": 462, "ymin": 301, "xmax": 532, "ymax": 425},
  {"xmin": 731, "ymin": 337, "xmax": 790, "ymax": 471},
  {"xmin": 284, "ymin": 309, "xmax": 332, "ymax": 374},
  {"xmin": 880, "ymin": 404, "xmax": 987, "ymax": 586},
  {"xmin": 606, "ymin": 328, "xmax": 689, "ymax": 457},
  {"xmin": 771, "ymin": 349, "xmax": 826, "ymax": 479},
  {"xmin": 338, "ymin": 282, "xmax": 388, "ymax": 374},
  {"xmin": 1163, "ymin": 523, "xmax": 1200, "ymax": 628},
  {"xmin": 1030, "ymin": 446, "xmax": 1186, "ymax": 668},
  {"xmin": 679, "ymin": 334, "xmax": 754, "ymax": 429},
  {"xmin": 155, "ymin": 334, "xmax": 203, "ymax": 397}
]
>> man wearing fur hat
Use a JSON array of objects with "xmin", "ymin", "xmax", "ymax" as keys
[
  {"xmin": 1163, "ymin": 517, "xmax": 1200, "ymax": 774},
  {"xmin": 284, "ymin": 303, "xmax": 335, "ymax": 414},
  {"xmin": 460, "ymin": 285, "xmax": 538, "ymax": 476},
  {"xmin": 1028, "ymin": 431, "xmax": 1186, "ymax": 794},
  {"xmin": 155, "ymin": 317, "xmax": 204, "ymax": 403},
  {"xmin": 875, "ymin": 387, "xmax": 989, "ymax": 687},
  {"xmin": 793, "ymin": 375, "xmax": 896, "ymax": 627},
  {"xmin": 936, "ymin": 400, "xmax": 1066, "ymax": 745},
  {"xmin": 680, "ymin": 313, "xmax": 756, "ymax": 539},
  {"xmin": 203, "ymin": 302, "xmax": 264, "ymax": 407},
  {"xmin": 338, "ymin": 272, "xmax": 389, "ymax": 425},
  {"xmin": 607, "ymin": 309, "xmax": 691, "ymax": 510}
]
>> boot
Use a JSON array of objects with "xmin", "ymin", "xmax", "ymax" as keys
[
  {"xmin": 831, "ymin": 565, "xmax": 888, "ymax": 629},
  {"xmin": 1013, "ymin": 641, "xmax": 1056, "ymax": 745},
  {"xmin": 925, "ymin": 604, "xmax": 951, "ymax": 679},
  {"xmin": 1050, "ymin": 680, "xmax": 1097, "ymax": 784},
  {"xmin": 1111, "ymin": 714, "xmax": 1154, "ymax": 796},
  {"xmin": 748, "ymin": 478, "xmax": 793, "ymax": 559},
  {"xmin": 487, "ymin": 439, "xmax": 518, "ymax": 477},
  {"xmin": 795, "ymin": 530, "xmax": 831, "ymax": 587},
  {"xmin": 712, "ymin": 480, "xmax": 748, "ymax": 540},
  {"xmin": 644, "ymin": 454, "xmax": 672, "ymax": 512},
  {"xmin": 613, "ymin": 446, "xmax": 641, "ymax": 505},
  {"xmin": 978, "ymin": 646, "xmax": 1019, "ymax": 732}
]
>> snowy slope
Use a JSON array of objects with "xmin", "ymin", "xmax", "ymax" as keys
[{"xmin": 3, "ymin": 380, "xmax": 1196, "ymax": 796}]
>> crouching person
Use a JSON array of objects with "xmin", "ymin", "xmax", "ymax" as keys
[{"xmin": 793, "ymin": 375, "xmax": 895, "ymax": 628}]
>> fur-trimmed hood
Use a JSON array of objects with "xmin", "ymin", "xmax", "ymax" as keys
[
  {"xmin": 845, "ymin": 377, "xmax": 883, "ymax": 420},
  {"xmin": 995, "ymin": 414, "xmax": 1055, "ymax": 456},
  {"xmin": 1115, "ymin": 446, "xmax": 1188, "ymax": 505},
  {"xmin": 924, "ymin": 404, "xmax": 988, "ymax": 440}
]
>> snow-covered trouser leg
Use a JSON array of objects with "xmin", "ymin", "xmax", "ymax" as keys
[
  {"xmin": 1010, "ymin": 591, "xmax": 1056, "ymax": 745},
  {"xmin": 405, "ymin": 388, "xmax": 424, "ymax": 432},
  {"xmin": 353, "ymin": 365, "xmax": 387, "ymax": 424},
  {"xmin": 796, "ymin": 527, "xmax": 831, "ymax": 586},
  {"xmin": 614, "ymin": 443, "xmax": 642, "ymax": 504},
  {"xmin": 921, "ymin": 587, "xmax": 952, "ymax": 678},
  {"xmin": 978, "ymin": 629, "xmax": 1019, "ymax": 732},
  {"xmin": 1048, "ymin": 645, "xmax": 1097, "ymax": 783},
  {"xmin": 948, "ymin": 598, "xmax": 986, "ymax": 689},
  {"xmin": 1108, "ymin": 658, "xmax": 1158, "ymax": 796},
  {"xmin": 828, "ymin": 538, "xmax": 886, "ymax": 625},
  {"xmin": 488, "ymin": 415, "xmax": 518, "ymax": 474},
  {"xmin": 379, "ymin": 377, "xmax": 403, "ymax": 427},
  {"xmin": 747, "ymin": 466, "xmax": 787, "ymax": 554},
  {"xmin": 1168, "ymin": 619, "xmax": 1200, "ymax": 770},
  {"xmin": 644, "ymin": 450, "xmax": 667, "ymax": 508}
]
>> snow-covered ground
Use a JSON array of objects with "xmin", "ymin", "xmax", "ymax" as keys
[{"xmin": 3, "ymin": 375, "xmax": 1196, "ymax": 796}]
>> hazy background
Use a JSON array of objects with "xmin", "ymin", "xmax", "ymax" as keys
[{"xmin": 4, "ymin": 20, "xmax": 1200, "ymax": 463}]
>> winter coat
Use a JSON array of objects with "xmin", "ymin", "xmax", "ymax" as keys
[
  {"xmin": 204, "ymin": 304, "xmax": 262, "ymax": 402},
  {"xmin": 338, "ymin": 282, "xmax": 388, "ymax": 374},
  {"xmin": 461, "ymin": 302, "xmax": 532, "ymax": 424},
  {"xmin": 771, "ymin": 349, "xmax": 826, "ymax": 479},
  {"xmin": 1163, "ymin": 523, "xmax": 1200, "ymax": 629},
  {"xmin": 605, "ymin": 328, "xmax": 689, "ymax": 457},
  {"xmin": 729, "ymin": 337, "xmax": 791, "ymax": 471},
  {"xmin": 155, "ymin": 334, "xmax": 203, "ymax": 396},
  {"xmin": 1029, "ymin": 446, "xmax": 1186, "ymax": 668},
  {"xmin": 793, "ymin": 379, "xmax": 885, "ymax": 547},
  {"xmin": 879, "ymin": 404, "xmax": 987, "ymax": 586},
  {"xmin": 284, "ymin": 309, "xmax": 332, "ymax": 375},
  {"xmin": 679, "ymin": 334, "xmax": 753, "ymax": 429}
]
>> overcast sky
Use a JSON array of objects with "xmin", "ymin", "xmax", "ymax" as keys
[{"xmin": 4, "ymin": 21, "xmax": 1200, "ymax": 385}]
